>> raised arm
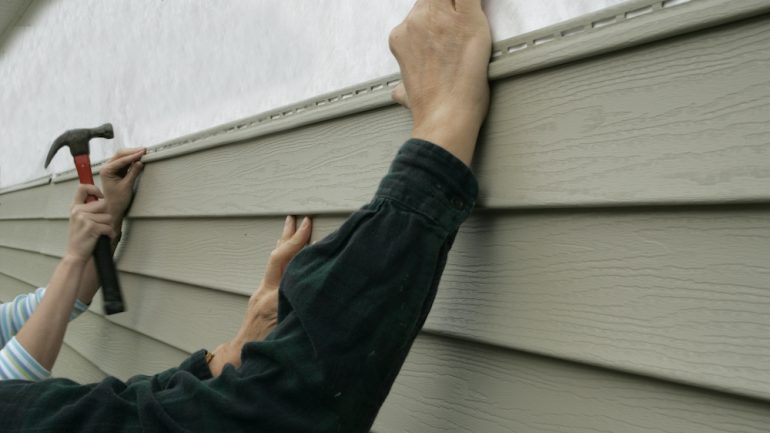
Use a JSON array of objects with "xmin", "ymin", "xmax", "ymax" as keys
[
  {"xmin": 7, "ymin": 185, "xmax": 116, "ymax": 376},
  {"xmin": 75, "ymin": 148, "xmax": 145, "ymax": 306}
]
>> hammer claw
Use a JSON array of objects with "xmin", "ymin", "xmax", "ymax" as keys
[{"xmin": 45, "ymin": 124, "xmax": 125, "ymax": 315}]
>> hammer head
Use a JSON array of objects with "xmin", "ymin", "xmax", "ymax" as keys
[{"xmin": 44, "ymin": 123, "xmax": 114, "ymax": 168}]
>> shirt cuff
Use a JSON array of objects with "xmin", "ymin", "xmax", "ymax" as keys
[
  {"xmin": 0, "ymin": 337, "xmax": 50, "ymax": 381},
  {"xmin": 375, "ymin": 138, "xmax": 479, "ymax": 233},
  {"xmin": 71, "ymin": 298, "xmax": 90, "ymax": 319}
]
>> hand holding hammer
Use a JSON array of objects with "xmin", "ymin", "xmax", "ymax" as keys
[{"xmin": 45, "ymin": 123, "xmax": 125, "ymax": 315}]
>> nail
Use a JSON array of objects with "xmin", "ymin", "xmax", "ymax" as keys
[
  {"xmin": 302, "ymin": 217, "xmax": 310, "ymax": 228},
  {"xmin": 284, "ymin": 215, "xmax": 293, "ymax": 227}
]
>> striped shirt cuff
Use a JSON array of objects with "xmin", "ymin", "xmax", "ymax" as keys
[
  {"xmin": 0, "ymin": 336, "xmax": 50, "ymax": 381},
  {"xmin": 72, "ymin": 297, "xmax": 89, "ymax": 319}
]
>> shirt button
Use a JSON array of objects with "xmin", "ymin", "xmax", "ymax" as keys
[{"xmin": 450, "ymin": 197, "xmax": 465, "ymax": 210}]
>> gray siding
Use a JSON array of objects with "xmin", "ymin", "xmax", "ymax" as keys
[{"xmin": 1, "ymin": 1, "xmax": 769, "ymax": 430}]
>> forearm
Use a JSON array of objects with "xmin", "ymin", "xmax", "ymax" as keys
[{"xmin": 15, "ymin": 255, "xmax": 86, "ymax": 371}]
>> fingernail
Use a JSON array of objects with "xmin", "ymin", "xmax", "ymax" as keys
[
  {"xmin": 284, "ymin": 215, "xmax": 293, "ymax": 227},
  {"xmin": 302, "ymin": 217, "xmax": 310, "ymax": 228}
]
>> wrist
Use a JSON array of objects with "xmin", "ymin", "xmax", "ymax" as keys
[
  {"xmin": 412, "ymin": 112, "xmax": 483, "ymax": 167},
  {"xmin": 61, "ymin": 253, "xmax": 90, "ymax": 268},
  {"xmin": 108, "ymin": 210, "xmax": 124, "ymax": 229}
]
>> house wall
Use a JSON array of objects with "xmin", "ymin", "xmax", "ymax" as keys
[
  {"xmin": 1, "ymin": 0, "xmax": 770, "ymax": 431},
  {"xmin": 0, "ymin": 0, "xmax": 627, "ymax": 188}
]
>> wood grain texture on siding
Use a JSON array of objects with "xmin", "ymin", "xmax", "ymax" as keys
[
  {"xmin": 102, "ymin": 15, "xmax": 770, "ymax": 219},
  {"xmin": 0, "ymin": 219, "xmax": 48, "ymax": 252},
  {"xmin": 110, "ymin": 207, "xmax": 770, "ymax": 400},
  {"xmin": 117, "ymin": 217, "xmax": 319, "ymax": 295},
  {"xmin": 0, "ymin": 246, "xmax": 56, "ymax": 288},
  {"xmin": 0, "ymin": 219, "xmax": 72, "ymax": 257},
  {"xmin": 374, "ymin": 333, "xmax": 770, "ymax": 433},
  {"xmin": 51, "ymin": 343, "xmax": 107, "ymax": 384},
  {"xmin": 0, "ymin": 244, "xmax": 245, "ymax": 355},
  {"xmin": 62, "ymin": 310, "xmax": 189, "ymax": 381},
  {"xmin": 89, "ymin": 272, "xmax": 246, "ymax": 354},
  {"xmin": 0, "ymin": 183, "xmax": 50, "ymax": 220},
  {"xmin": 0, "ymin": 272, "xmax": 37, "ymax": 302}
]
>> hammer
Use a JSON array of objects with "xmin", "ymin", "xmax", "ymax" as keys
[{"xmin": 45, "ymin": 123, "xmax": 125, "ymax": 315}]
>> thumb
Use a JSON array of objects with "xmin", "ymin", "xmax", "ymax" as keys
[
  {"xmin": 263, "ymin": 217, "xmax": 312, "ymax": 286},
  {"xmin": 391, "ymin": 82, "xmax": 410, "ymax": 108},
  {"xmin": 72, "ymin": 184, "xmax": 103, "ymax": 204},
  {"xmin": 124, "ymin": 160, "xmax": 145, "ymax": 184}
]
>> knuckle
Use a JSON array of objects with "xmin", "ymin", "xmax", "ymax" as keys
[
  {"xmin": 269, "ymin": 249, "xmax": 284, "ymax": 262},
  {"xmin": 388, "ymin": 24, "xmax": 405, "ymax": 52}
]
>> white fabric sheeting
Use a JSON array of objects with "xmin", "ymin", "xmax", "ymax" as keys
[{"xmin": 0, "ymin": 0, "xmax": 625, "ymax": 187}]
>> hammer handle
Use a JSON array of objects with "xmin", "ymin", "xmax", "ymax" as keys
[
  {"xmin": 73, "ymin": 154, "xmax": 125, "ymax": 315},
  {"xmin": 93, "ymin": 236, "xmax": 125, "ymax": 315},
  {"xmin": 74, "ymin": 154, "xmax": 96, "ymax": 188}
]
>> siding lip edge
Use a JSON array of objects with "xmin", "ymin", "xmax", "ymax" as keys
[
  {"xmin": 59, "ymin": 341, "xmax": 109, "ymax": 379},
  {"xmin": 42, "ymin": 0, "xmax": 770, "ymax": 182},
  {"xmin": 0, "ymin": 175, "xmax": 50, "ymax": 195},
  {"xmin": 0, "ymin": 243, "xmax": 251, "ymax": 298},
  {"xmin": 422, "ymin": 326, "xmax": 770, "ymax": 404},
  {"xmin": 488, "ymin": 0, "xmax": 770, "ymax": 80},
  {"xmin": 82, "ymin": 309, "xmax": 194, "ymax": 357},
  {"xmin": 0, "ymin": 270, "xmax": 37, "ymax": 292},
  {"xmin": 123, "ymin": 198, "xmax": 770, "ymax": 219}
]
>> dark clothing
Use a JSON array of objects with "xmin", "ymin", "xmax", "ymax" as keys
[{"xmin": 0, "ymin": 139, "xmax": 478, "ymax": 433}]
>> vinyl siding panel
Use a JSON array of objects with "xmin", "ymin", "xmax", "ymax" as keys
[
  {"xmin": 51, "ymin": 342, "xmax": 107, "ymax": 384},
  {"xmin": 3, "ymin": 207, "xmax": 770, "ymax": 398},
  {"xmin": 112, "ymin": 13, "xmax": 770, "ymax": 218},
  {"xmin": 374, "ymin": 333, "xmax": 770, "ymax": 433},
  {"xmin": 0, "ymin": 1, "xmax": 768, "ymax": 429}
]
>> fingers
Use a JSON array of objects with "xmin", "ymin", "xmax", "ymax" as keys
[
  {"xmin": 391, "ymin": 82, "xmax": 410, "ymax": 108},
  {"xmin": 102, "ymin": 148, "xmax": 145, "ymax": 178},
  {"xmin": 264, "ymin": 216, "xmax": 313, "ymax": 286},
  {"xmin": 71, "ymin": 200, "xmax": 113, "ymax": 235},
  {"xmin": 281, "ymin": 215, "xmax": 297, "ymax": 242},
  {"xmin": 124, "ymin": 158, "xmax": 145, "ymax": 184},
  {"xmin": 70, "ymin": 206, "xmax": 117, "ymax": 238},
  {"xmin": 93, "ymin": 222, "xmax": 117, "ymax": 239},
  {"xmin": 109, "ymin": 147, "xmax": 145, "ymax": 163},
  {"xmin": 72, "ymin": 184, "xmax": 103, "ymax": 204},
  {"xmin": 86, "ymin": 212, "xmax": 113, "ymax": 225}
]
